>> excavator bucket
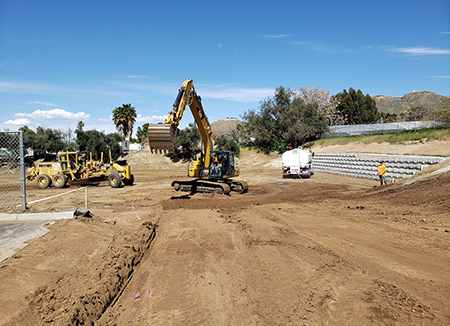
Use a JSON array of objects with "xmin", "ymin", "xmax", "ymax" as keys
[{"xmin": 148, "ymin": 123, "xmax": 178, "ymax": 153}]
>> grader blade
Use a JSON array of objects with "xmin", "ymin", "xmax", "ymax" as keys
[{"xmin": 148, "ymin": 123, "xmax": 178, "ymax": 153}]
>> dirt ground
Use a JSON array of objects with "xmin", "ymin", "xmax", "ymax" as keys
[{"xmin": 1, "ymin": 140, "xmax": 449, "ymax": 326}]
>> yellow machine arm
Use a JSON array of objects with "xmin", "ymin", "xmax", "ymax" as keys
[{"xmin": 148, "ymin": 79, "xmax": 213, "ymax": 166}]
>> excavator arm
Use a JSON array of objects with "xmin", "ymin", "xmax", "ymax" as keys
[{"xmin": 148, "ymin": 79, "xmax": 213, "ymax": 167}]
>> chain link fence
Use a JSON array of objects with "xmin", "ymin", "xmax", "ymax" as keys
[
  {"xmin": 0, "ymin": 131, "xmax": 26, "ymax": 211},
  {"xmin": 323, "ymin": 109, "xmax": 450, "ymax": 138}
]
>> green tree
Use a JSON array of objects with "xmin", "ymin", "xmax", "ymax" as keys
[
  {"xmin": 169, "ymin": 122, "xmax": 202, "ymax": 161},
  {"xmin": 281, "ymin": 97, "xmax": 328, "ymax": 148},
  {"xmin": 19, "ymin": 126, "xmax": 36, "ymax": 155},
  {"xmin": 76, "ymin": 121, "xmax": 85, "ymax": 134},
  {"xmin": 242, "ymin": 86, "xmax": 328, "ymax": 154},
  {"xmin": 430, "ymin": 102, "xmax": 450, "ymax": 126},
  {"xmin": 294, "ymin": 86, "xmax": 345, "ymax": 126},
  {"xmin": 214, "ymin": 129, "xmax": 241, "ymax": 157},
  {"xmin": 75, "ymin": 128, "xmax": 123, "ymax": 161},
  {"xmin": 332, "ymin": 88, "xmax": 379, "ymax": 125},
  {"xmin": 378, "ymin": 112, "xmax": 397, "ymax": 123},
  {"xmin": 30, "ymin": 127, "xmax": 66, "ymax": 159},
  {"xmin": 136, "ymin": 123, "xmax": 150, "ymax": 143},
  {"xmin": 112, "ymin": 103, "xmax": 137, "ymax": 141},
  {"xmin": 405, "ymin": 106, "xmax": 429, "ymax": 121}
]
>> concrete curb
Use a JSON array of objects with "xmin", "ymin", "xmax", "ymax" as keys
[
  {"xmin": 402, "ymin": 165, "xmax": 450, "ymax": 186},
  {"xmin": 0, "ymin": 211, "xmax": 74, "ymax": 222}
]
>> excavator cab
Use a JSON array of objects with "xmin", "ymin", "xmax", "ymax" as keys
[{"xmin": 209, "ymin": 150, "xmax": 236, "ymax": 180}]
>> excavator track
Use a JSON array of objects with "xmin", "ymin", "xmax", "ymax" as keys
[
  {"xmin": 148, "ymin": 123, "xmax": 178, "ymax": 153},
  {"xmin": 172, "ymin": 180, "xmax": 231, "ymax": 195},
  {"xmin": 171, "ymin": 179, "xmax": 248, "ymax": 195},
  {"xmin": 230, "ymin": 180, "xmax": 249, "ymax": 194}
]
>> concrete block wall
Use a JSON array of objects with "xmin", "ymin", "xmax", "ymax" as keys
[{"xmin": 312, "ymin": 153, "xmax": 447, "ymax": 181}]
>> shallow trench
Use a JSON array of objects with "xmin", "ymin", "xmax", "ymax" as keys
[{"xmin": 25, "ymin": 221, "xmax": 158, "ymax": 326}]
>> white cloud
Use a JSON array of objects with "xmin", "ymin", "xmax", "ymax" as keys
[
  {"xmin": 265, "ymin": 34, "xmax": 290, "ymax": 38},
  {"xmin": 126, "ymin": 75, "xmax": 150, "ymax": 79},
  {"xmin": 98, "ymin": 116, "xmax": 112, "ymax": 122},
  {"xmin": 441, "ymin": 31, "xmax": 450, "ymax": 34},
  {"xmin": 97, "ymin": 114, "xmax": 167, "ymax": 124},
  {"xmin": 0, "ymin": 81, "xmax": 58, "ymax": 94},
  {"xmin": 291, "ymin": 41, "xmax": 308, "ymax": 45},
  {"xmin": 391, "ymin": 47, "xmax": 450, "ymax": 55},
  {"xmin": 0, "ymin": 80, "xmax": 130, "ymax": 98},
  {"xmin": 136, "ymin": 114, "xmax": 167, "ymax": 123},
  {"xmin": 201, "ymin": 86, "xmax": 274, "ymax": 103},
  {"xmin": 29, "ymin": 101, "xmax": 59, "ymax": 107},
  {"xmin": 15, "ymin": 108, "xmax": 91, "ymax": 121},
  {"xmin": 425, "ymin": 75, "xmax": 450, "ymax": 78},
  {"xmin": 4, "ymin": 118, "xmax": 32, "ymax": 125}
]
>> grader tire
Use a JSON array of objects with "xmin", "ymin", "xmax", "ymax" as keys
[
  {"xmin": 123, "ymin": 174, "xmax": 134, "ymax": 186},
  {"xmin": 108, "ymin": 172, "xmax": 122, "ymax": 188},
  {"xmin": 52, "ymin": 173, "xmax": 67, "ymax": 188},
  {"xmin": 37, "ymin": 175, "xmax": 51, "ymax": 189}
]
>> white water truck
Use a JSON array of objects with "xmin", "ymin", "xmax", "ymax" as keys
[{"xmin": 282, "ymin": 147, "xmax": 314, "ymax": 179}]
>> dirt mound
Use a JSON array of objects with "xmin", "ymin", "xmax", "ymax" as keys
[{"xmin": 367, "ymin": 169, "xmax": 450, "ymax": 213}]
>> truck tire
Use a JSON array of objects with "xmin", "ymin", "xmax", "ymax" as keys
[
  {"xmin": 52, "ymin": 173, "xmax": 67, "ymax": 188},
  {"xmin": 37, "ymin": 175, "xmax": 51, "ymax": 189},
  {"xmin": 123, "ymin": 174, "xmax": 134, "ymax": 186},
  {"xmin": 108, "ymin": 172, "xmax": 122, "ymax": 188}
]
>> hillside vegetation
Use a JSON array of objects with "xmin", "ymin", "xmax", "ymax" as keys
[{"xmin": 373, "ymin": 91, "xmax": 450, "ymax": 115}]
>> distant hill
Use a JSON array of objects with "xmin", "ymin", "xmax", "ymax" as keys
[
  {"xmin": 210, "ymin": 118, "xmax": 243, "ymax": 136},
  {"xmin": 373, "ymin": 91, "xmax": 450, "ymax": 115}
]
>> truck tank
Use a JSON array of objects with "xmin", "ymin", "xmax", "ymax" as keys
[{"xmin": 282, "ymin": 147, "xmax": 314, "ymax": 179}]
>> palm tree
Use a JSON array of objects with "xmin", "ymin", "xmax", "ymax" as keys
[{"xmin": 112, "ymin": 104, "xmax": 137, "ymax": 141}]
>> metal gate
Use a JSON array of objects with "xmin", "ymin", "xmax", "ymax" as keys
[{"xmin": 0, "ymin": 131, "xmax": 26, "ymax": 211}]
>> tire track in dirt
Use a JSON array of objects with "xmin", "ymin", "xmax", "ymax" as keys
[{"xmin": 267, "ymin": 203, "xmax": 450, "ymax": 325}]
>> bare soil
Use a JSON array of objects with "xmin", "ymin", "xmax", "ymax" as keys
[{"xmin": 1, "ymin": 140, "xmax": 449, "ymax": 326}]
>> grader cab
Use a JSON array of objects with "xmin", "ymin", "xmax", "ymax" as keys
[{"xmin": 29, "ymin": 151, "xmax": 134, "ymax": 189}]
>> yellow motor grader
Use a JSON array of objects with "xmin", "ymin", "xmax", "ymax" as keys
[{"xmin": 28, "ymin": 151, "xmax": 134, "ymax": 189}]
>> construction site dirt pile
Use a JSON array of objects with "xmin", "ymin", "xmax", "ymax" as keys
[{"xmin": 0, "ymin": 141, "xmax": 449, "ymax": 326}]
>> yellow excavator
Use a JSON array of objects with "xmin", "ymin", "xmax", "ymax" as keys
[{"xmin": 148, "ymin": 79, "xmax": 248, "ymax": 195}]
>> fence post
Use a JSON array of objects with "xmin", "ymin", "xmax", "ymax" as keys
[
  {"xmin": 85, "ymin": 187, "xmax": 88, "ymax": 209},
  {"xmin": 20, "ymin": 131, "xmax": 27, "ymax": 210}
]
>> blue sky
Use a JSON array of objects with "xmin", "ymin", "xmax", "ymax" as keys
[{"xmin": 1, "ymin": 0, "xmax": 449, "ymax": 136}]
